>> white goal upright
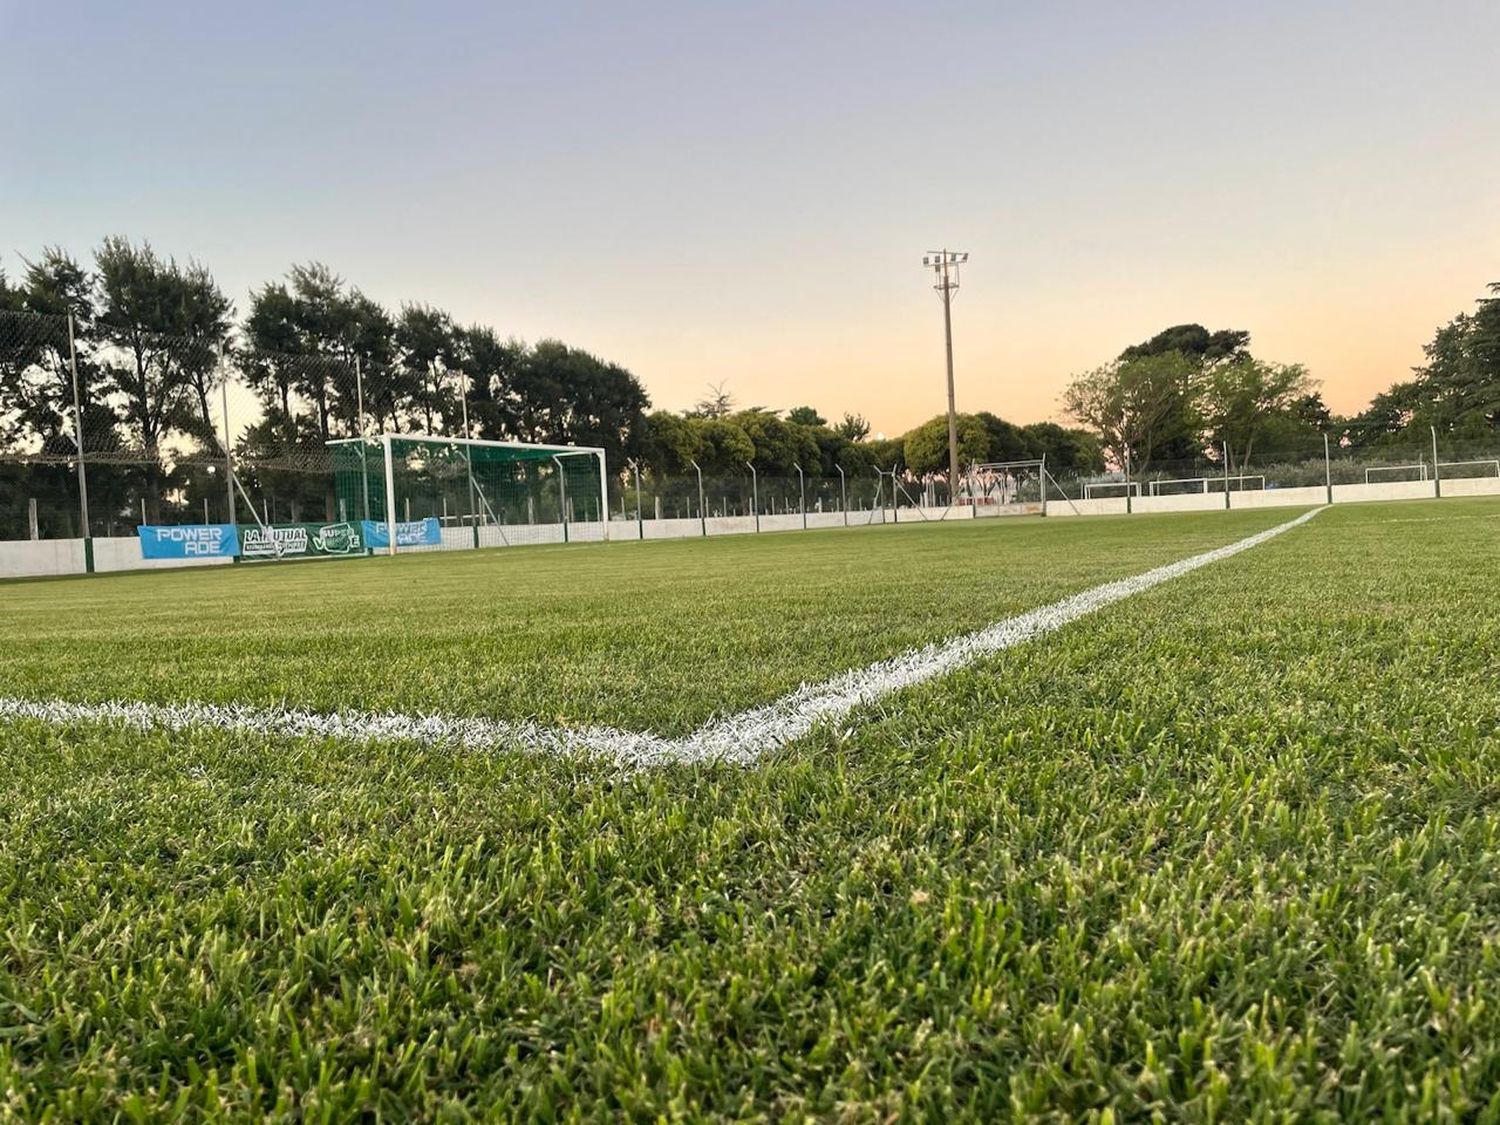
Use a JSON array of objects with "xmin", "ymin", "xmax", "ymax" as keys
[{"xmin": 329, "ymin": 433, "xmax": 610, "ymax": 554}]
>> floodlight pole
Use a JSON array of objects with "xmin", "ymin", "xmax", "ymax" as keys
[
  {"xmin": 746, "ymin": 461, "xmax": 759, "ymax": 532},
  {"xmin": 836, "ymin": 463, "xmax": 847, "ymax": 526},
  {"xmin": 381, "ymin": 433, "xmax": 398, "ymax": 557},
  {"xmin": 793, "ymin": 463, "xmax": 806, "ymax": 530},
  {"xmin": 690, "ymin": 458, "xmax": 706, "ymax": 537},
  {"xmin": 924, "ymin": 250, "xmax": 968, "ymax": 506}
]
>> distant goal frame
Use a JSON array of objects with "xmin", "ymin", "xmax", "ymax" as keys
[{"xmin": 327, "ymin": 432, "xmax": 610, "ymax": 555}]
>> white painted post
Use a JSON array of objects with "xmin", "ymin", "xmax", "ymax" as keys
[
  {"xmin": 1324, "ymin": 432, "xmax": 1333, "ymax": 505},
  {"xmin": 382, "ymin": 434, "xmax": 398, "ymax": 557},
  {"xmin": 1432, "ymin": 425, "xmax": 1442, "ymax": 499},
  {"xmin": 837, "ymin": 464, "xmax": 847, "ymax": 526}
]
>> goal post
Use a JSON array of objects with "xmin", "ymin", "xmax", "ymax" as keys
[{"xmin": 328, "ymin": 433, "xmax": 610, "ymax": 555}]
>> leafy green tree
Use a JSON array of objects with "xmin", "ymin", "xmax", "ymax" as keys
[
  {"xmin": 732, "ymin": 409, "xmax": 820, "ymax": 474},
  {"xmin": 455, "ymin": 325, "xmax": 524, "ymax": 440},
  {"xmin": 93, "ymin": 237, "xmax": 232, "ymax": 522},
  {"xmin": 1121, "ymin": 324, "xmax": 1250, "ymax": 364},
  {"xmin": 397, "ymin": 304, "xmax": 458, "ymax": 434},
  {"xmin": 692, "ymin": 417, "xmax": 755, "ymax": 476},
  {"xmin": 1062, "ymin": 352, "xmax": 1201, "ymax": 476},
  {"xmin": 1021, "ymin": 421, "xmax": 1105, "ymax": 473},
  {"xmin": 833, "ymin": 412, "xmax": 870, "ymax": 442},
  {"xmin": 1199, "ymin": 358, "xmax": 1314, "ymax": 469},
  {"xmin": 902, "ymin": 413, "xmax": 992, "ymax": 477},
  {"xmin": 786, "ymin": 405, "xmax": 826, "ymax": 427},
  {"xmin": 512, "ymin": 340, "xmax": 650, "ymax": 470}
]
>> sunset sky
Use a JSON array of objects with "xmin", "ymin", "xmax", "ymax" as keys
[{"xmin": 3, "ymin": 0, "xmax": 1497, "ymax": 436}]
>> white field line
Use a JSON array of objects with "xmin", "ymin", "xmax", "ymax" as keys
[{"xmin": 0, "ymin": 508, "xmax": 1323, "ymax": 767}]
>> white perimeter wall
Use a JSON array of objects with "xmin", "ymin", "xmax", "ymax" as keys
[{"xmin": 7, "ymin": 480, "xmax": 1500, "ymax": 579}]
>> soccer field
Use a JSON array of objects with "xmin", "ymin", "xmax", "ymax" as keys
[{"xmin": 3, "ymin": 498, "xmax": 1499, "ymax": 1118}]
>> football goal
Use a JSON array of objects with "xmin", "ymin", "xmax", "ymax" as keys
[
  {"xmin": 1083, "ymin": 480, "xmax": 1142, "ymax": 499},
  {"xmin": 1365, "ymin": 462, "xmax": 1428, "ymax": 484},
  {"xmin": 1147, "ymin": 475, "xmax": 1266, "ymax": 496},
  {"xmin": 327, "ymin": 434, "xmax": 609, "ymax": 555}
]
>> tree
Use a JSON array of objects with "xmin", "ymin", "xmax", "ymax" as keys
[
  {"xmin": 688, "ymin": 381, "xmax": 734, "ymax": 418},
  {"xmin": 903, "ymin": 413, "xmax": 992, "ymax": 477},
  {"xmin": 833, "ymin": 412, "xmax": 870, "ymax": 442},
  {"xmin": 511, "ymin": 340, "xmax": 649, "ymax": 469},
  {"xmin": 93, "ymin": 237, "xmax": 232, "ymax": 522},
  {"xmin": 1199, "ymin": 358, "xmax": 1314, "ymax": 469},
  {"xmin": 732, "ymin": 409, "xmax": 820, "ymax": 474},
  {"xmin": 1062, "ymin": 351, "xmax": 1201, "ymax": 476},
  {"xmin": 396, "ymin": 304, "xmax": 458, "ymax": 434},
  {"xmin": 1121, "ymin": 324, "xmax": 1250, "ymax": 365},
  {"xmin": 786, "ymin": 405, "xmax": 826, "ymax": 427},
  {"xmin": 1021, "ymin": 421, "xmax": 1105, "ymax": 473}
]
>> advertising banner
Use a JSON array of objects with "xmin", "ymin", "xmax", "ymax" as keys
[
  {"xmin": 137, "ymin": 524, "xmax": 240, "ymax": 559},
  {"xmin": 240, "ymin": 522, "xmax": 366, "ymax": 560},
  {"xmin": 360, "ymin": 517, "xmax": 441, "ymax": 549}
]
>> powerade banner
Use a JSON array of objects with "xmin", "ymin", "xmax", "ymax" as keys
[
  {"xmin": 360, "ymin": 517, "xmax": 441, "ymax": 549},
  {"xmin": 240, "ymin": 522, "xmax": 365, "ymax": 560},
  {"xmin": 137, "ymin": 524, "xmax": 240, "ymax": 559}
]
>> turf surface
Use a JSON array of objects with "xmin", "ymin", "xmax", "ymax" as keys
[
  {"xmin": 2, "ymin": 498, "xmax": 1498, "ymax": 1118},
  {"xmin": 1, "ymin": 509, "xmax": 1297, "ymax": 733}
]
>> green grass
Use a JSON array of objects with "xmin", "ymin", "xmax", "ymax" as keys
[
  {"xmin": 2, "ymin": 498, "xmax": 1499, "ymax": 1118},
  {"xmin": 0, "ymin": 509, "xmax": 1297, "ymax": 734}
]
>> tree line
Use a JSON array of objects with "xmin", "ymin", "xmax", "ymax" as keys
[{"xmin": 1059, "ymin": 281, "xmax": 1500, "ymax": 478}]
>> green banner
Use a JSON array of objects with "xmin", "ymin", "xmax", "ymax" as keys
[{"xmin": 238, "ymin": 521, "xmax": 366, "ymax": 560}]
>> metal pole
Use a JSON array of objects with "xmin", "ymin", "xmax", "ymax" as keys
[
  {"xmin": 355, "ymin": 356, "xmax": 371, "ymax": 522},
  {"xmin": 597, "ymin": 450, "xmax": 610, "ymax": 542},
  {"xmin": 941, "ymin": 277, "xmax": 959, "ymax": 498},
  {"xmin": 891, "ymin": 465, "xmax": 899, "ymax": 524},
  {"xmin": 66, "ymin": 313, "xmax": 91, "ymax": 544},
  {"xmin": 459, "ymin": 371, "xmax": 479, "ymax": 547},
  {"xmin": 632, "ymin": 460, "xmax": 643, "ymax": 540},
  {"xmin": 28, "ymin": 498, "xmax": 38, "ymax": 540},
  {"xmin": 794, "ymin": 463, "xmax": 806, "ymax": 530},
  {"xmin": 1223, "ymin": 441, "xmax": 1231, "ymax": 510},
  {"xmin": 381, "ymin": 433, "xmax": 398, "ymax": 557},
  {"xmin": 746, "ymin": 461, "xmax": 759, "ymax": 532},
  {"xmin": 554, "ymin": 455, "xmax": 569, "ymax": 543},
  {"xmin": 1432, "ymin": 425, "xmax": 1442, "ymax": 499},
  {"xmin": 691, "ymin": 459, "xmax": 706, "ymax": 537},
  {"xmin": 837, "ymin": 464, "xmax": 847, "ymax": 526},
  {"xmin": 1039, "ymin": 454, "xmax": 1047, "ymax": 516},
  {"xmin": 1324, "ymin": 431, "xmax": 1333, "ymax": 505},
  {"xmin": 220, "ymin": 347, "xmax": 237, "ymax": 529}
]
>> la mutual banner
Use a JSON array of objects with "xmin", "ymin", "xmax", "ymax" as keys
[
  {"xmin": 137, "ymin": 524, "xmax": 241, "ymax": 560},
  {"xmin": 240, "ymin": 522, "xmax": 366, "ymax": 560},
  {"xmin": 360, "ymin": 517, "xmax": 441, "ymax": 549}
]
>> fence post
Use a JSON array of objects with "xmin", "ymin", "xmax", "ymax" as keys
[
  {"xmin": 632, "ymin": 460, "xmax": 643, "ymax": 540},
  {"xmin": 66, "ymin": 312, "xmax": 94, "ymax": 571},
  {"xmin": 837, "ymin": 464, "xmax": 847, "ymax": 526},
  {"xmin": 220, "ymin": 346, "xmax": 237, "ymax": 530},
  {"xmin": 1323, "ymin": 432, "xmax": 1333, "ymax": 505},
  {"xmin": 794, "ymin": 463, "xmax": 806, "ymax": 530},
  {"xmin": 1124, "ymin": 447, "xmax": 1133, "ymax": 515},
  {"xmin": 691, "ymin": 459, "xmax": 706, "ymax": 537},
  {"xmin": 27, "ymin": 498, "xmax": 38, "ymax": 540},
  {"xmin": 890, "ymin": 465, "xmax": 899, "ymax": 524},
  {"xmin": 1040, "ymin": 455, "xmax": 1048, "ymax": 516},
  {"xmin": 1432, "ymin": 425, "xmax": 1442, "ymax": 499},
  {"xmin": 746, "ymin": 461, "xmax": 759, "ymax": 532},
  {"xmin": 1223, "ymin": 442, "xmax": 1231, "ymax": 510}
]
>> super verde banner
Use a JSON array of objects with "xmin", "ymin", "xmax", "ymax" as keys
[
  {"xmin": 240, "ymin": 521, "xmax": 366, "ymax": 560},
  {"xmin": 137, "ymin": 524, "xmax": 240, "ymax": 559},
  {"xmin": 360, "ymin": 517, "xmax": 441, "ymax": 549}
]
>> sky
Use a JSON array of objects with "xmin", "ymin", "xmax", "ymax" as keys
[{"xmin": 2, "ymin": 0, "xmax": 1497, "ymax": 437}]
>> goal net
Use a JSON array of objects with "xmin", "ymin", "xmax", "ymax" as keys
[{"xmin": 328, "ymin": 434, "xmax": 609, "ymax": 554}]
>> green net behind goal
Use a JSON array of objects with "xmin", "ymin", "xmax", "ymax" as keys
[{"xmin": 329, "ymin": 436, "xmax": 608, "ymax": 550}]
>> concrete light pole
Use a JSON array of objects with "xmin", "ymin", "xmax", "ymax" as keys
[{"xmin": 923, "ymin": 250, "xmax": 968, "ymax": 502}]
